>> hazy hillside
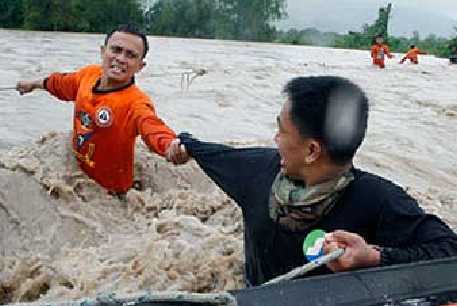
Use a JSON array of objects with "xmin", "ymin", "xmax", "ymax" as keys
[{"xmin": 280, "ymin": 0, "xmax": 457, "ymax": 37}]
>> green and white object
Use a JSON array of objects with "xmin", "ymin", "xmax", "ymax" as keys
[{"xmin": 303, "ymin": 229, "xmax": 326, "ymax": 261}]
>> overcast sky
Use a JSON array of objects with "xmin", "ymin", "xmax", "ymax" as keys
[{"xmin": 280, "ymin": 0, "xmax": 457, "ymax": 37}]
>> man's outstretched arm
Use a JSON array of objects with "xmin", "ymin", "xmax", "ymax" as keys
[
  {"xmin": 178, "ymin": 133, "xmax": 280, "ymax": 207},
  {"xmin": 16, "ymin": 79, "xmax": 45, "ymax": 95}
]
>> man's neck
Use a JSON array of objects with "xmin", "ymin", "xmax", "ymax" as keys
[
  {"xmin": 98, "ymin": 76, "xmax": 131, "ymax": 91},
  {"xmin": 300, "ymin": 162, "xmax": 352, "ymax": 186}
]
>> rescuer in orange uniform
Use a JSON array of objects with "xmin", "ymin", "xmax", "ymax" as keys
[
  {"xmin": 400, "ymin": 45, "xmax": 427, "ymax": 64},
  {"xmin": 371, "ymin": 35, "xmax": 394, "ymax": 69},
  {"xmin": 16, "ymin": 24, "xmax": 188, "ymax": 193}
]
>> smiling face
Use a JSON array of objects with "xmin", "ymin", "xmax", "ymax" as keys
[
  {"xmin": 274, "ymin": 100, "xmax": 312, "ymax": 179},
  {"xmin": 100, "ymin": 31, "xmax": 145, "ymax": 89}
]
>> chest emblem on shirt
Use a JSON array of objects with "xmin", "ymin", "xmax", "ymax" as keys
[
  {"xmin": 76, "ymin": 132, "xmax": 93, "ymax": 148},
  {"xmin": 95, "ymin": 106, "xmax": 113, "ymax": 127},
  {"xmin": 79, "ymin": 111, "xmax": 93, "ymax": 128}
]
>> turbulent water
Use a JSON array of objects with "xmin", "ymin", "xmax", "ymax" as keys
[
  {"xmin": 0, "ymin": 29, "xmax": 456, "ymax": 304},
  {"xmin": 0, "ymin": 132, "xmax": 244, "ymax": 303}
]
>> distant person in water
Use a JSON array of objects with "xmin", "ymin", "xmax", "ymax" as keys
[
  {"xmin": 400, "ymin": 45, "xmax": 427, "ymax": 65},
  {"xmin": 450, "ymin": 46, "xmax": 457, "ymax": 65},
  {"xmin": 371, "ymin": 35, "xmax": 394, "ymax": 69},
  {"xmin": 16, "ymin": 24, "xmax": 188, "ymax": 194}
]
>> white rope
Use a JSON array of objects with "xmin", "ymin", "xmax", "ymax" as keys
[
  {"xmin": 5, "ymin": 291, "xmax": 237, "ymax": 306},
  {"xmin": 149, "ymin": 68, "xmax": 207, "ymax": 90},
  {"xmin": 264, "ymin": 248, "xmax": 345, "ymax": 285},
  {"xmin": 0, "ymin": 86, "xmax": 16, "ymax": 91},
  {"xmin": 180, "ymin": 68, "xmax": 207, "ymax": 90}
]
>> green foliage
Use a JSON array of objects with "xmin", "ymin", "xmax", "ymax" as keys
[
  {"xmin": 145, "ymin": 0, "xmax": 217, "ymax": 39},
  {"xmin": 334, "ymin": 3, "xmax": 392, "ymax": 50},
  {"xmin": 2, "ymin": 0, "xmax": 286, "ymax": 42},
  {"xmin": 0, "ymin": 0, "xmax": 24, "ymax": 28},
  {"xmin": 276, "ymin": 28, "xmax": 340, "ymax": 47},
  {"xmin": 330, "ymin": 3, "xmax": 456, "ymax": 58},
  {"xmin": 146, "ymin": 0, "xmax": 287, "ymax": 42},
  {"xmin": 0, "ymin": 0, "xmax": 455, "ymax": 60},
  {"xmin": 8, "ymin": 0, "xmax": 144, "ymax": 32},
  {"xmin": 216, "ymin": 0, "xmax": 287, "ymax": 41},
  {"xmin": 334, "ymin": 32, "xmax": 372, "ymax": 50},
  {"xmin": 80, "ymin": 0, "xmax": 145, "ymax": 33},
  {"xmin": 278, "ymin": 28, "xmax": 456, "ymax": 59}
]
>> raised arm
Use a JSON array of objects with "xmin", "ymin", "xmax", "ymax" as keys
[
  {"xmin": 178, "ymin": 133, "xmax": 280, "ymax": 207},
  {"xmin": 16, "ymin": 79, "xmax": 45, "ymax": 95},
  {"xmin": 385, "ymin": 45, "xmax": 394, "ymax": 58},
  {"xmin": 43, "ymin": 69, "xmax": 84, "ymax": 101},
  {"xmin": 17, "ymin": 68, "xmax": 82, "ymax": 101},
  {"xmin": 134, "ymin": 101, "xmax": 177, "ymax": 156}
]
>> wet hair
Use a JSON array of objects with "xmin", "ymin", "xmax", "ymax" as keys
[
  {"xmin": 105, "ymin": 24, "xmax": 149, "ymax": 58},
  {"xmin": 283, "ymin": 76, "xmax": 369, "ymax": 165}
]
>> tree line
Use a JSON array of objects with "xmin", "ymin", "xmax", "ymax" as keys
[
  {"xmin": 277, "ymin": 27, "xmax": 457, "ymax": 58},
  {"xmin": 145, "ymin": 0, "xmax": 286, "ymax": 41},
  {"xmin": 0, "ymin": 0, "xmax": 286, "ymax": 42},
  {"xmin": 0, "ymin": 0, "xmax": 144, "ymax": 33},
  {"xmin": 1, "ymin": 0, "xmax": 456, "ymax": 57}
]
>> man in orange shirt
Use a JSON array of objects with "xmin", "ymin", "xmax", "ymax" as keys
[
  {"xmin": 16, "ymin": 24, "xmax": 188, "ymax": 193},
  {"xmin": 371, "ymin": 35, "xmax": 394, "ymax": 69},
  {"xmin": 400, "ymin": 45, "xmax": 427, "ymax": 64}
]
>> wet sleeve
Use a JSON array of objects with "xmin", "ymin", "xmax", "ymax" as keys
[
  {"xmin": 376, "ymin": 188, "xmax": 457, "ymax": 265},
  {"xmin": 385, "ymin": 46, "xmax": 393, "ymax": 57},
  {"xmin": 178, "ymin": 132, "xmax": 280, "ymax": 207},
  {"xmin": 44, "ymin": 70, "xmax": 82, "ymax": 101},
  {"xmin": 135, "ymin": 100, "xmax": 176, "ymax": 156}
]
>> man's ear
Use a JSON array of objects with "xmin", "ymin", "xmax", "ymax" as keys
[
  {"xmin": 304, "ymin": 139, "xmax": 322, "ymax": 164},
  {"xmin": 135, "ymin": 61, "xmax": 146, "ymax": 73},
  {"xmin": 100, "ymin": 45, "xmax": 105, "ymax": 57}
]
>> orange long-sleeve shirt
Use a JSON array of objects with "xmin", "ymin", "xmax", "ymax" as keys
[
  {"xmin": 404, "ymin": 47, "xmax": 424, "ymax": 61},
  {"xmin": 45, "ymin": 65, "xmax": 176, "ymax": 192},
  {"xmin": 371, "ymin": 44, "xmax": 392, "ymax": 61}
]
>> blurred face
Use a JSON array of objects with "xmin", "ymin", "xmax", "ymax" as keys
[
  {"xmin": 274, "ymin": 100, "xmax": 309, "ymax": 179},
  {"xmin": 375, "ymin": 37, "xmax": 384, "ymax": 44},
  {"xmin": 100, "ymin": 31, "xmax": 145, "ymax": 88}
]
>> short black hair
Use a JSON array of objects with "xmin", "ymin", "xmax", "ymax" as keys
[
  {"xmin": 410, "ymin": 45, "xmax": 415, "ymax": 49},
  {"xmin": 283, "ymin": 76, "xmax": 369, "ymax": 165},
  {"xmin": 105, "ymin": 24, "xmax": 149, "ymax": 58}
]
